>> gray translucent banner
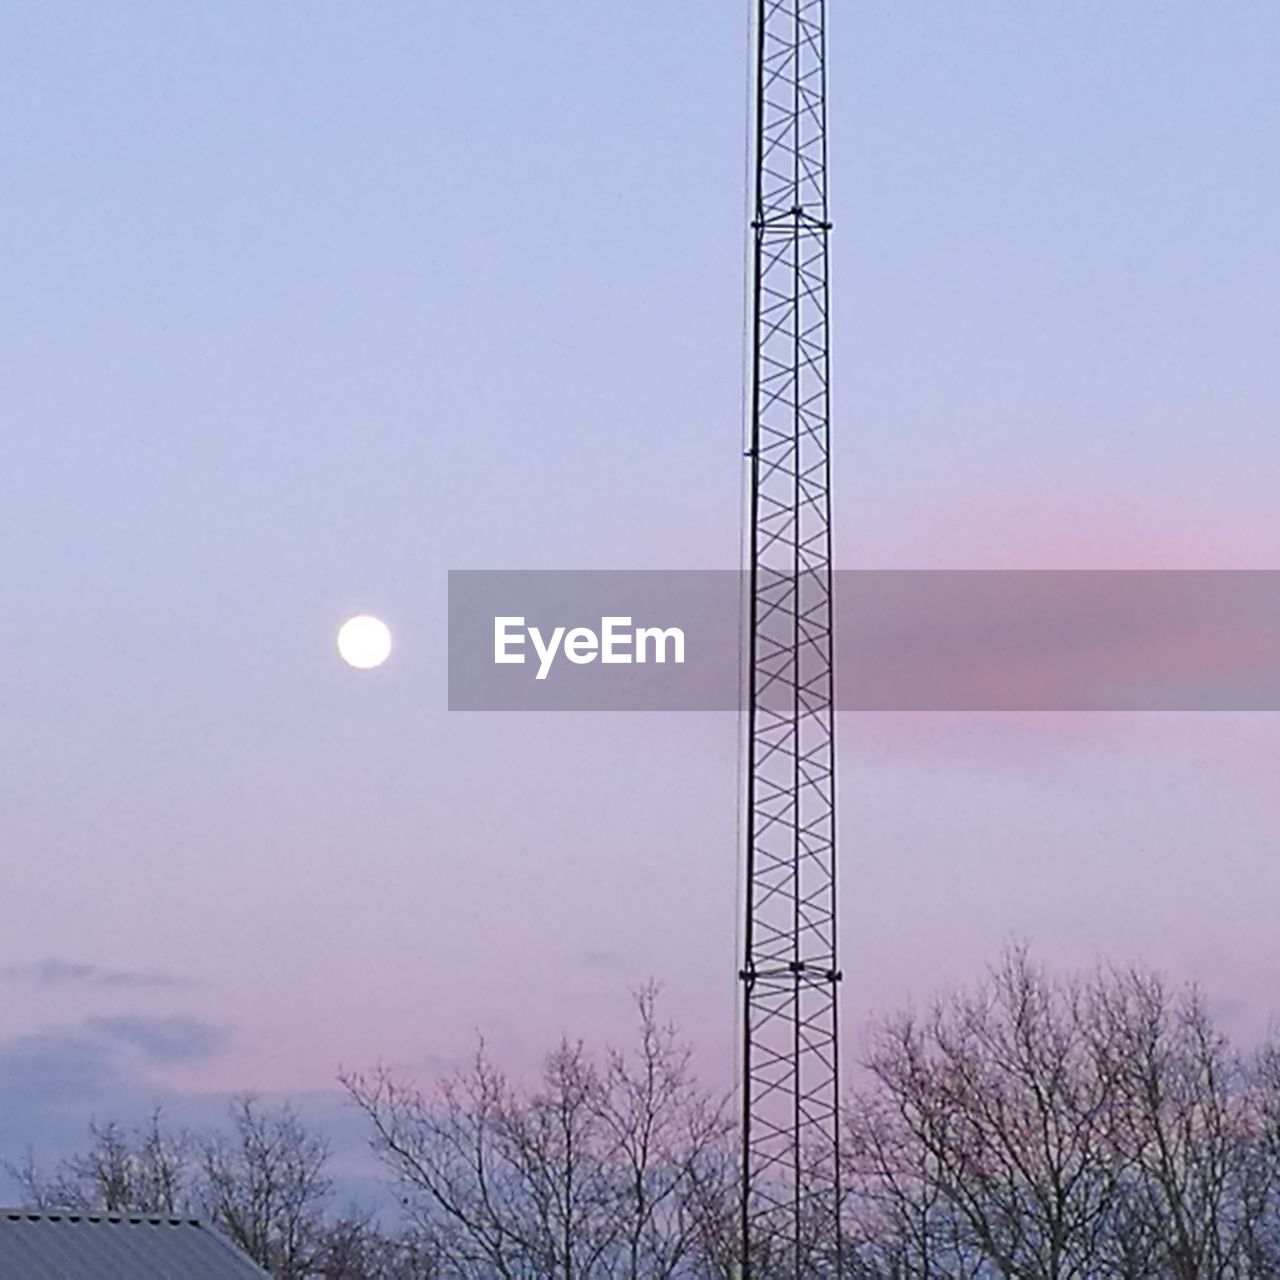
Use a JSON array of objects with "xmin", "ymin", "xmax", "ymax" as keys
[{"xmin": 447, "ymin": 570, "xmax": 1280, "ymax": 711}]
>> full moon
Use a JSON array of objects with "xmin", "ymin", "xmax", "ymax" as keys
[{"xmin": 337, "ymin": 615, "xmax": 392, "ymax": 669}]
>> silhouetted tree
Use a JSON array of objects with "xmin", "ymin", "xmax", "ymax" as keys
[
  {"xmin": 9, "ymin": 1097, "xmax": 391, "ymax": 1279},
  {"xmin": 15, "ymin": 956, "xmax": 1280, "ymax": 1279},
  {"xmin": 8, "ymin": 1109, "xmax": 195, "ymax": 1215},
  {"xmin": 201, "ymin": 1096, "xmax": 333, "ymax": 1279},
  {"xmin": 843, "ymin": 946, "xmax": 1280, "ymax": 1280},
  {"xmin": 342, "ymin": 986, "xmax": 733, "ymax": 1279}
]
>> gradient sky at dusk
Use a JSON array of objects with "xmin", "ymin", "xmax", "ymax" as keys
[{"xmin": 4, "ymin": 2, "xmax": 1280, "ymax": 1192}]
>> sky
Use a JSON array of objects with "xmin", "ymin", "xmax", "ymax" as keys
[{"xmin": 4, "ymin": 0, "xmax": 1280, "ymax": 1195}]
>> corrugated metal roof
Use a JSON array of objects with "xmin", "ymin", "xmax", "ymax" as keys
[{"xmin": 0, "ymin": 1209, "xmax": 271, "ymax": 1279}]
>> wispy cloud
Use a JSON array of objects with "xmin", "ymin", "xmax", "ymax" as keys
[
  {"xmin": 1, "ymin": 959, "xmax": 191, "ymax": 990},
  {"xmin": 0, "ymin": 1018, "xmax": 225, "ymax": 1159},
  {"xmin": 84, "ymin": 1015, "xmax": 228, "ymax": 1065},
  {"xmin": 0, "ymin": 1020, "xmax": 230, "ymax": 1198}
]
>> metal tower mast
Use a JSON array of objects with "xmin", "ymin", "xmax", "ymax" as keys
[{"xmin": 739, "ymin": 0, "xmax": 840, "ymax": 1275}]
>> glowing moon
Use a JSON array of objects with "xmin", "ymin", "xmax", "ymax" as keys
[{"xmin": 337, "ymin": 615, "xmax": 392, "ymax": 669}]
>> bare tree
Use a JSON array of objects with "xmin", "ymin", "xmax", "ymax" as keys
[
  {"xmin": 846, "ymin": 948, "xmax": 1123, "ymax": 1279},
  {"xmin": 342, "ymin": 988, "xmax": 734, "ymax": 1279},
  {"xmin": 9, "ymin": 1098, "xmax": 372, "ymax": 1279},
  {"xmin": 199, "ymin": 1095, "xmax": 334, "ymax": 1279},
  {"xmin": 7, "ymin": 1110, "xmax": 195, "ymax": 1215},
  {"xmin": 843, "ymin": 947, "xmax": 1280, "ymax": 1280},
  {"xmin": 15, "ymin": 955, "xmax": 1280, "ymax": 1279},
  {"xmin": 594, "ymin": 984, "xmax": 735, "ymax": 1277},
  {"xmin": 307, "ymin": 1211, "xmax": 445, "ymax": 1279},
  {"xmin": 1084, "ymin": 968, "xmax": 1249, "ymax": 1278},
  {"xmin": 1239, "ymin": 1043, "xmax": 1280, "ymax": 1275}
]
